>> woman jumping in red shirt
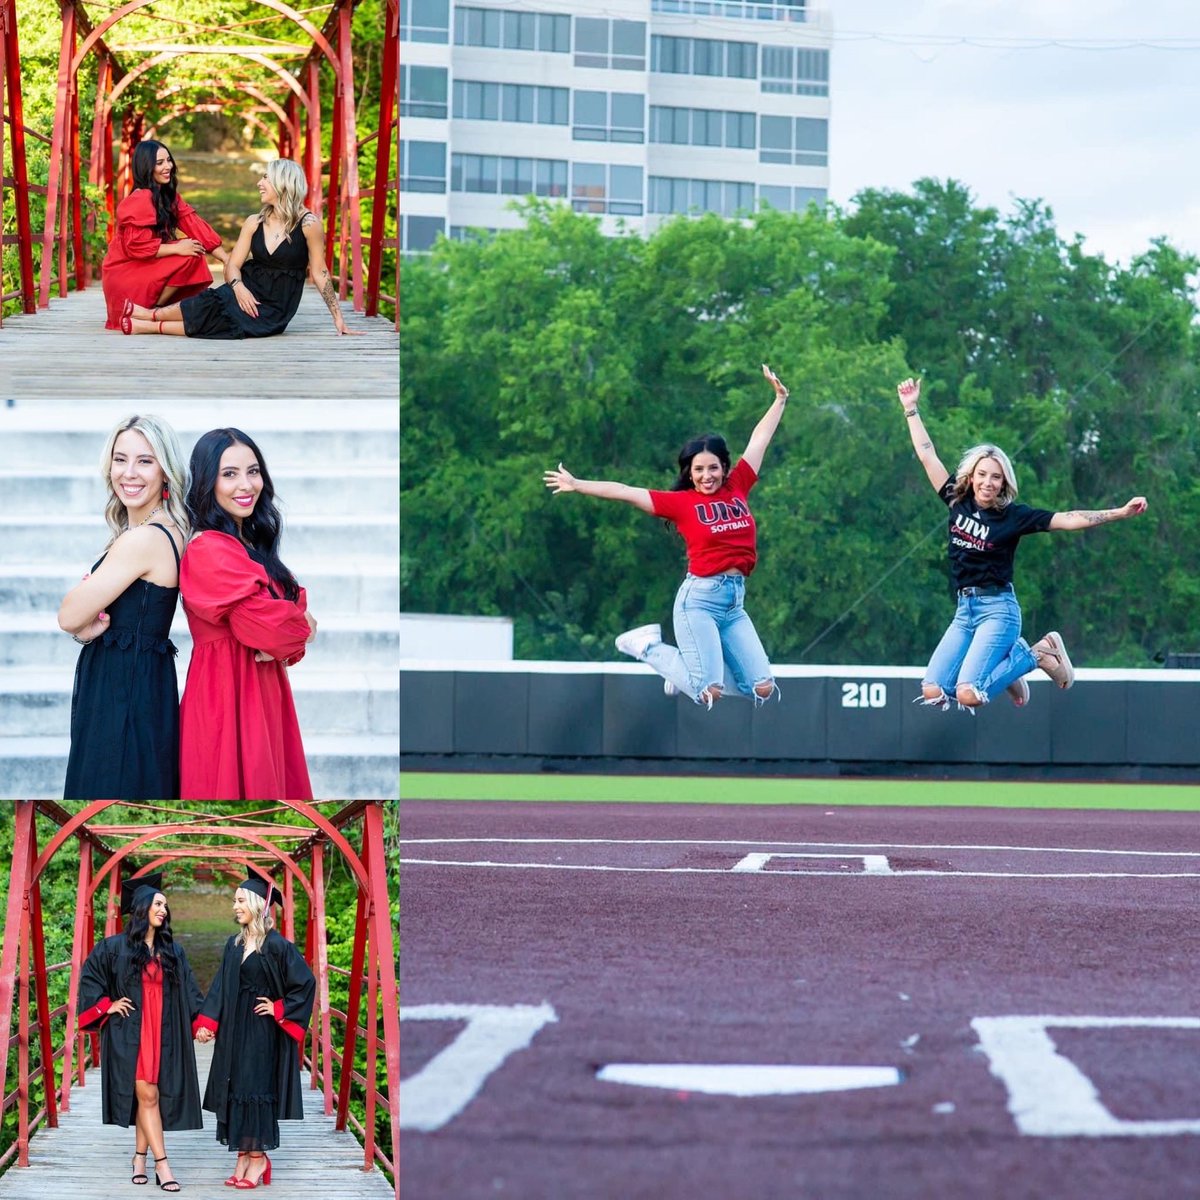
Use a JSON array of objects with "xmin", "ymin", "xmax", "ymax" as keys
[
  {"xmin": 178, "ymin": 428, "xmax": 317, "ymax": 798},
  {"xmin": 544, "ymin": 364, "xmax": 790, "ymax": 707},
  {"xmin": 102, "ymin": 140, "xmax": 227, "ymax": 331}
]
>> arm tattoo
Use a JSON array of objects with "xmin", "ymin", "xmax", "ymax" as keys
[
  {"xmin": 1068, "ymin": 510, "xmax": 1111, "ymax": 525},
  {"xmin": 920, "ymin": 440, "xmax": 933, "ymax": 450},
  {"xmin": 319, "ymin": 276, "xmax": 340, "ymax": 320}
]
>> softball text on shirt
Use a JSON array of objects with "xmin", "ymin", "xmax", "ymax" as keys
[{"xmin": 649, "ymin": 459, "xmax": 759, "ymax": 577}]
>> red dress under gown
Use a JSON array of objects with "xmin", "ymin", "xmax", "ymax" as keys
[
  {"xmin": 101, "ymin": 189, "xmax": 222, "ymax": 329},
  {"xmin": 178, "ymin": 531, "xmax": 313, "ymax": 800},
  {"xmin": 135, "ymin": 959, "xmax": 163, "ymax": 1083}
]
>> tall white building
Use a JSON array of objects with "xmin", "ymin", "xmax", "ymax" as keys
[{"xmin": 400, "ymin": 0, "xmax": 831, "ymax": 251}]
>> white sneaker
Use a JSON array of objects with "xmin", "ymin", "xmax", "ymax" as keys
[
  {"xmin": 1006, "ymin": 677, "xmax": 1030, "ymax": 707},
  {"xmin": 615, "ymin": 623, "xmax": 662, "ymax": 660},
  {"xmin": 663, "ymin": 680, "xmax": 678, "ymax": 696}
]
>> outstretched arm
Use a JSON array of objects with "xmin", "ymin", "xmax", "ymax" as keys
[
  {"xmin": 543, "ymin": 463, "xmax": 654, "ymax": 514},
  {"xmin": 741, "ymin": 364, "xmax": 789, "ymax": 475},
  {"xmin": 897, "ymin": 377, "xmax": 950, "ymax": 492},
  {"xmin": 303, "ymin": 215, "xmax": 363, "ymax": 336},
  {"xmin": 1049, "ymin": 497, "xmax": 1147, "ymax": 531}
]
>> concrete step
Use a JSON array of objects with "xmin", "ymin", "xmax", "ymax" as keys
[
  {"xmin": 0, "ymin": 558, "xmax": 399, "ymax": 614},
  {"xmin": 0, "ymin": 613, "xmax": 401, "ymax": 668},
  {"xmin": 0, "ymin": 515, "xmax": 398, "ymax": 562},
  {"xmin": 0, "ymin": 735, "xmax": 399, "ymax": 800},
  {"xmin": 0, "ymin": 667, "xmax": 399, "ymax": 737},
  {"xmin": 0, "ymin": 466, "xmax": 399, "ymax": 515}
]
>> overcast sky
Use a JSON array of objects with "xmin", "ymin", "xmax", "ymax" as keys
[{"xmin": 829, "ymin": 0, "xmax": 1200, "ymax": 264}]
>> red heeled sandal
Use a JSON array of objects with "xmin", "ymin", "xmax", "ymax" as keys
[
  {"xmin": 224, "ymin": 1152, "xmax": 249, "ymax": 1187},
  {"xmin": 233, "ymin": 1153, "xmax": 270, "ymax": 1189}
]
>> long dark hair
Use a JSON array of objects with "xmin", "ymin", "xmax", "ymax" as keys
[
  {"xmin": 124, "ymin": 892, "xmax": 180, "ymax": 986},
  {"xmin": 131, "ymin": 139, "xmax": 180, "ymax": 239},
  {"xmin": 186, "ymin": 428, "xmax": 300, "ymax": 601},
  {"xmin": 670, "ymin": 433, "xmax": 731, "ymax": 491}
]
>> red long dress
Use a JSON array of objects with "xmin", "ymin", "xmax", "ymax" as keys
[
  {"xmin": 178, "ymin": 531, "xmax": 313, "ymax": 800},
  {"xmin": 101, "ymin": 189, "xmax": 222, "ymax": 329},
  {"xmin": 135, "ymin": 959, "xmax": 163, "ymax": 1083}
]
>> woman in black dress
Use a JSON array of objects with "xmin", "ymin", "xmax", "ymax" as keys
[
  {"xmin": 195, "ymin": 877, "xmax": 316, "ymax": 1189},
  {"xmin": 78, "ymin": 874, "xmax": 205, "ymax": 1194},
  {"xmin": 58, "ymin": 414, "xmax": 188, "ymax": 799},
  {"xmin": 119, "ymin": 158, "xmax": 360, "ymax": 338}
]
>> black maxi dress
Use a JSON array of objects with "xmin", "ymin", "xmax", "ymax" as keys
[
  {"xmin": 63, "ymin": 523, "xmax": 180, "ymax": 800},
  {"xmin": 180, "ymin": 218, "xmax": 309, "ymax": 339},
  {"xmin": 198, "ymin": 930, "xmax": 316, "ymax": 1153},
  {"xmin": 77, "ymin": 934, "xmax": 204, "ymax": 1129}
]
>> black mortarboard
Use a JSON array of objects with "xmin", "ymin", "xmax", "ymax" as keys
[
  {"xmin": 120, "ymin": 871, "xmax": 164, "ymax": 915},
  {"xmin": 238, "ymin": 876, "xmax": 283, "ymax": 908}
]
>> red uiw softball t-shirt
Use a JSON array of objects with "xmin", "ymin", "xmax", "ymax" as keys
[{"xmin": 649, "ymin": 459, "xmax": 759, "ymax": 576}]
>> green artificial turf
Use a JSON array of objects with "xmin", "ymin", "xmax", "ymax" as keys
[{"xmin": 399, "ymin": 772, "xmax": 1200, "ymax": 811}]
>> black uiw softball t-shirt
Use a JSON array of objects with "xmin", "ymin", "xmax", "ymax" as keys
[{"xmin": 938, "ymin": 476, "xmax": 1054, "ymax": 590}]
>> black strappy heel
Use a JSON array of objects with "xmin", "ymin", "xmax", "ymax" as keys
[
  {"xmin": 131, "ymin": 1149, "xmax": 149, "ymax": 1185},
  {"xmin": 154, "ymin": 1156, "xmax": 181, "ymax": 1192}
]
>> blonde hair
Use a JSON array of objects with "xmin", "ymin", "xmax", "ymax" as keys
[
  {"xmin": 100, "ymin": 414, "xmax": 190, "ymax": 549},
  {"xmin": 952, "ymin": 443, "xmax": 1018, "ymax": 509},
  {"xmin": 257, "ymin": 159, "xmax": 309, "ymax": 240},
  {"xmin": 235, "ymin": 889, "xmax": 275, "ymax": 954}
]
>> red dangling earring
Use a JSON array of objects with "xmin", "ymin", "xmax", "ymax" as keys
[{"xmin": 162, "ymin": 484, "xmax": 170, "ymax": 501}]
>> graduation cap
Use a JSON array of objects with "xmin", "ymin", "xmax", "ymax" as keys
[
  {"xmin": 238, "ymin": 876, "xmax": 283, "ymax": 908},
  {"xmin": 120, "ymin": 871, "xmax": 165, "ymax": 915}
]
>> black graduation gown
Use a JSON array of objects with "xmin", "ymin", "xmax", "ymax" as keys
[
  {"xmin": 77, "ymin": 933, "xmax": 204, "ymax": 1129},
  {"xmin": 198, "ymin": 930, "xmax": 316, "ymax": 1125}
]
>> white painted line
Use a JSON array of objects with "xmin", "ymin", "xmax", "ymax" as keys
[
  {"xmin": 400, "ymin": 1002, "xmax": 557, "ymax": 1133},
  {"xmin": 596, "ymin": 1063, "xmax": 902, "ymax": 1097},
  {"xmin": 972, "ymin": 1016, "xmax": 1200, "ymax": 1138},
  {"xmin": 731, "ymin": 852, "xmax": 893, "ymax": 875},
  {"xmin": 401, "ymin": 857, "xmax": 1200, "ymax": 880},
  {"xmin": 401, "ymin": 837, "xmax": 1200, "ymax": 859}
]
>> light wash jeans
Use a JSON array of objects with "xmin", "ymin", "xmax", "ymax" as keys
[
  {"xmin": 923, "ymin": 588, "xmax": 1037, "ymax": 705},
  {"xmin": 641, "ymin": 573, "xmax": 776, "ymax": 705}
]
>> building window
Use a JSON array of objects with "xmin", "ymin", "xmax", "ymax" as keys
[
  {"xmin": 651, "ymin": 35, "xmax": 757, "ymax": 79},
  {"xmin": 651, "ymin": 0, "xmax": 807, "ymax": 17},
  {"xmin": 400, "ymin": 65, "xmax": 448, "ymax": 119},
  {"xmin": 574, "ymin": 18, "xmax": 646, "ymax": 70},
  {"xmin": 570, "ymin": 162, "xmax": 644, "ymax": 215},
  {"xmin": 572, "ymin": 91, "xmax": 645, "ymax": 143},
  {"xmin": 758, "ymin": 184, "xmax": 827, "ymax": 212},
  {"xmin": 449, "ymin": 226, "xmax": 497, "ymax": 243},
  {"xmin": 400, "ymin": 140, "xmax": 446, "ymax": 193},
  {"xmin": 452, "ymin": 154, "xmax": 568, "ymax": 197},
  {"xmin": 760, "ymin": 45, "xmax": 829, "ymax": 95},
  {"xmin": 648, "ymin": 175, "xmax": 755, "ymax": 217},
  {"xmin": 759, "ymin": 115, "xmax": 827, "ymax": 166},
  {"xmin": 454, "ymin": 80, "xmax": 568, "ymax": 125},
  {"xmin": 403, "ymin": 215, "xmax": 445, "ymax": 253},
  {"xmin": 400, "ymin": 0, "xmax": 449, "ymax": 43},
  {"xmin": 650, "ymin": 105, "xmax": 755, "ymax": 149},
  {"xmin": 455, "ymin": 6, "xmax": 570, "ymax": 52}
]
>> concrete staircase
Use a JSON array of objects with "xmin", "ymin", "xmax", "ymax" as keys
[{"xmin": 0, "ymin": 397, "xmax": 399, "ymax": 799}]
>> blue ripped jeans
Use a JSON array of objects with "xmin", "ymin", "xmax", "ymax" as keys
[
  {"xmin": 923, "ymin": 589, "xmax": 1037, "ymax": 705},
  {"xmin": 642, "ymin": 573, "xmax": 776, "ymax": 705}
]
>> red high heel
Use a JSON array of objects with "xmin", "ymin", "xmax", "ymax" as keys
[
  {"xmin": 233, "ymin": 1154, "xmax": 270, "ymax": 1188},
  {"xmin": 224, "ymin": 1152, "xmax": 248, "ymax": 1186}
]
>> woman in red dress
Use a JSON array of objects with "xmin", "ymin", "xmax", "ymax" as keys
[
  {"xmin": 77, "ymin": 874, "xmax": 205, "ymax": 1194},
  {"xmin": 102, "ymin": 139, "xmax": 228, "ymax": 330},
  {"xmin": 178, "ymin": 427, "xmax": 317, "ymax": 799}
]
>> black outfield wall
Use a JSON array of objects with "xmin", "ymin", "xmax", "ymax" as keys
[{"xmin": 400, "ymin": 665, "xmax": 1200, "ymax": 773}]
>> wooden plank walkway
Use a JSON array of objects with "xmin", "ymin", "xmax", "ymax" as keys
[
  {"xmin": 0, "ymin": 273, "xmax": 398, "ymax": 402},
  {"xmin": 0, "ymin": 1040, "xmax": 394, "ymax": 1199}
]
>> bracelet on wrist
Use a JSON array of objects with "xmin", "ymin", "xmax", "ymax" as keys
[
  {"xmin": 71, "ymin": 634, "xmax": 93, "ymax": 645},
  {"xmin": 905, "ymin": 408, "xmax": 920, "ymax": 418},
  {"xmin": 230, "ymin": 278, "xmax": 242, "ymax": 287}
]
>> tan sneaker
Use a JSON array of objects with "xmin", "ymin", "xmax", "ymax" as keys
[
  {"xmin": 1006, "ymin": 677, "xmax": 1030, "ymax": 707},
  {"xmin": 1032, "ymin": 632, "xmax": 1074, "ymax": 689}
]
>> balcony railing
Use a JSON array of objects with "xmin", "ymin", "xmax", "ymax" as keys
[{"xmin": 651, "ymin": 0, "xmax": 808, "ymax": 22}]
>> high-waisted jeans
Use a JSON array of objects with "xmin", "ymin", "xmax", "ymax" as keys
[
  {"xmin": 642, "ymin": 573, "xmax": 775, "ymax": 705},
  {"xmin": 923, "ymin": 589, "xmax": 1036, "ymax": 705}
]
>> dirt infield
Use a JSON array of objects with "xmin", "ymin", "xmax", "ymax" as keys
[{"xmin": 401, "ymin": 801, "xmax": 1200, "ymax": 1199}]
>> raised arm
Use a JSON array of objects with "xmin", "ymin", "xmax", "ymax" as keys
[
  {"xmin": 543, "ymin": 463, "xmax": 654, "ymax": 514},
  {"xmin": 741, "ymin": 364, "xmax": 789, "ymax": 475},
  {"xmin": 1049, "ymin": 497, "xmax": 1147, "ymax": 531},
  {"xmin": 897, "ymin": 377, "xmax": 950, "ymax": 492}
]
